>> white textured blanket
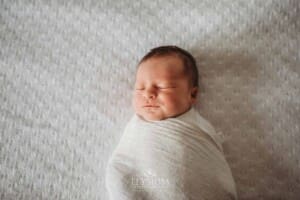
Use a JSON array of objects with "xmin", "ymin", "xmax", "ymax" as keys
[
  {"xmin": 1, "ymin": 0, "xmax": 299, "ymax": 199},
  {"xmin": 106, "ymin": 108, "xmax": 237, "ymax": 200}
]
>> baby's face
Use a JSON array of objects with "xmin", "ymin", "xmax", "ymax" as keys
[{"xmin": 132, "ymin": 56, "xmax": 197, "ymax": 121}]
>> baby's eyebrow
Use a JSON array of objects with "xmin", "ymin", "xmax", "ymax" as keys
[{"xmin": 159, "ymin": 80, "xmax": 177, "ymax": 84}]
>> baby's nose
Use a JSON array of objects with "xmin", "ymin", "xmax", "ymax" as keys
[{"xmin": 143, "ymin": 87, "xmax": 157, "ymax": 99}]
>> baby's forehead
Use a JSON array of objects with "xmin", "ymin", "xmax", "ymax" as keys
[
  {"xmin": 135, "ymin": 70, "xmax": 190, "ymax": 86},
  {"xmin": 138, "ymin": 56, "xmax": 185, "ymax": 72},
  {"xmin": 136, "ymin": 68, "xmax": 186, "ymax": 82}
]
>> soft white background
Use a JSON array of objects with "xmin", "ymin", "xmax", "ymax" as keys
[{"xmin": 1, "ymin": 0, "xmax": 299, "ymax": 199}]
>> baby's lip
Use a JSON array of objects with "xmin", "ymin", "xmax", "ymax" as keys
[{"xmin": 143, "ymin": 104, "xmax": 159, "ymax": 108}]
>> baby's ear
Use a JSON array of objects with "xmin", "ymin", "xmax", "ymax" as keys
[{"xmin": 190, "ymin": 87, "xmax": 198, "ymax": 102}]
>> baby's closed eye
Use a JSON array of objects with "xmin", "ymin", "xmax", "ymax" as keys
[
  {"xmin": 135, "ymin": 86, "xmax": 145, "ymax": 90},
  {"xmin": 135, "ymin": 86, "xmax": 176, "ymax": 91},
  {"xmin": 134, "ymin": 83, "xmax": 177, "ymax": 90},
  {"xmin": 156, "ymin": 85, "xmax": 177, "ymax": 89}
]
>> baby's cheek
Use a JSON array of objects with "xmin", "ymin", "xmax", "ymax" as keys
[
  {"xmin": 136, "ymin": 94, "xmax": 144, "ymax": 105},
  {"xmin": 162, "ymin": 94, "xmax": 180, "ymax": 108}
]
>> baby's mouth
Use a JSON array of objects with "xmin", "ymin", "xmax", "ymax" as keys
[{"xmin": 143, "ymin": 105, "xmax": 159, "ymax": 108}]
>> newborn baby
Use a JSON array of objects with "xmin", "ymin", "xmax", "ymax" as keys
[
  {"xmin": 106, "ymin": 46, "xmax": 237, "ymax": 200},
  {"xmin": 132, "ymin": 46, "xmax": 198, "ymax": 121}
]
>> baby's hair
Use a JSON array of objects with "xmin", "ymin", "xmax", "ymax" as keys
[{"xmin": 137, "ymin": 45, "xmax": 199, "ymax": 88}]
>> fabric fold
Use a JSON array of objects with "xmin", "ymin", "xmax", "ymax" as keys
[{"xmin": 106, "ymin": 108, "xmax": 237, "ymax": 200}]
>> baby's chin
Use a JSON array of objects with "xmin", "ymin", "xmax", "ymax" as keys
[
  {"xmin": 136, "ymin": 107, "xmax": 192, "ymax": 121},
  {"xmin": 136, "ymin": 110, "xmax": 168, "ymax": 121},
  {"xmin": 143, "ymin": 115, "xmax": 166, "ymax": 121},
  {"xmin": 137, "ymin": 113, "xmax": 165, "ymax": 121},
  {"xmin": 137, "ymin": 109, "xmax": 182, "ymax": 121}
]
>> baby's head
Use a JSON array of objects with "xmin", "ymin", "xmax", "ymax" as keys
[{"xmin": 132, "ymin": 45, "xmax": 199, "ymax": 121}]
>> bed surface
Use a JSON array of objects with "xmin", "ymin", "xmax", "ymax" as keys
[{"xmin": 1, "ymin": 0, "xmax": 299, "ymax": 199}]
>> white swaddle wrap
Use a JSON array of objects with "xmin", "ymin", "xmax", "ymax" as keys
[{"xmin": 105, "ymin": 108, "xmax": 237, "ymax": 200}]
